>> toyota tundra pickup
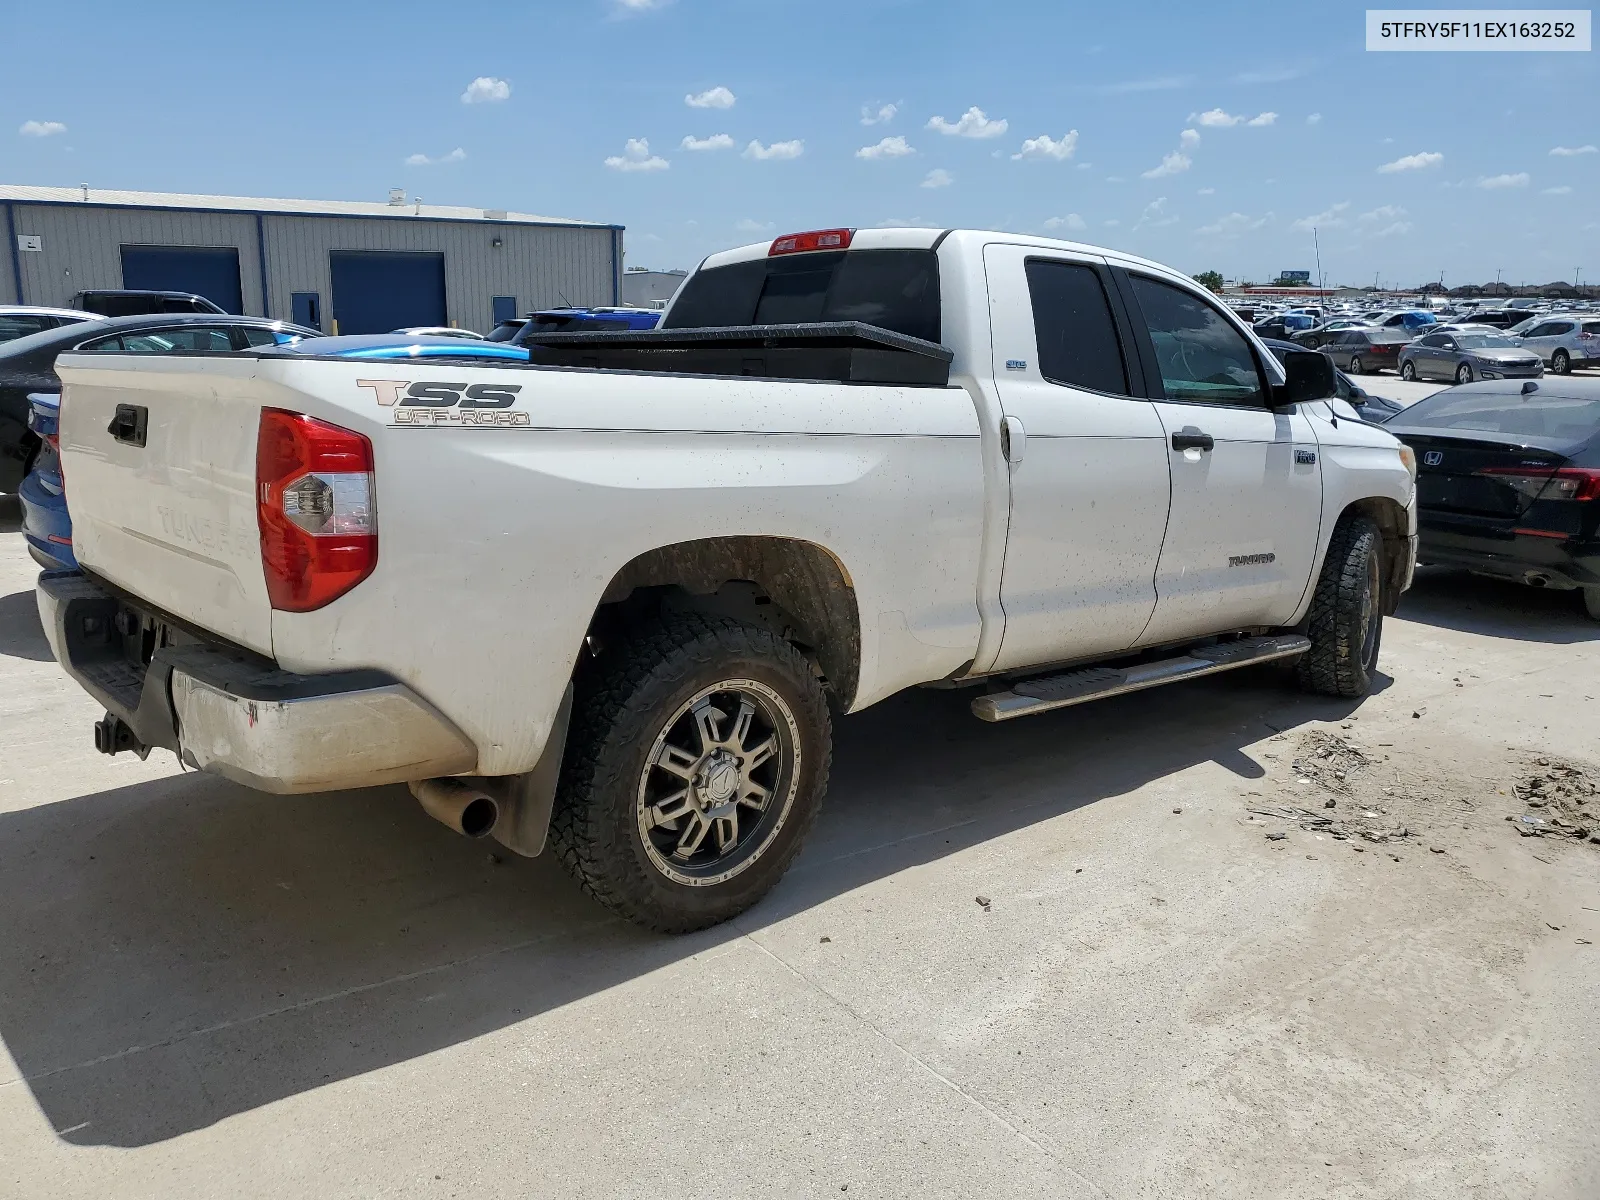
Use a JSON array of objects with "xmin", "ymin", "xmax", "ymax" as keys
[{"xmin": 37, "ymin": 227, "xmax": 1418, "ymax": 932}]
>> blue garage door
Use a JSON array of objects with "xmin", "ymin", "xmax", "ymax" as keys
[
  {"xmin": 329, "ymin": 251, "xmax": 447, "ymax": 335},
  {"xmin": 120, "ymin": 245, "xmax": 244, "ymax": 313}
]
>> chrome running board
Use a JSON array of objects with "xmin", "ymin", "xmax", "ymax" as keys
[{"xmin": 970, "ymin": 634, "xmax": 1311, "ymax": 723}]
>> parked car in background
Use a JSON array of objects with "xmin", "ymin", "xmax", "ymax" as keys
[
  {"xmin": 1399, "ymin": 330, "xmax": 1544, "ymax": 384},
  {"xmin": 1378, "ymin": 311, "xmax": 1439, "ymax": 335},
  {"xmin": 3, "ymin": 313, "xmax": 316, "ymax": 496},
  {"xmin": 484, "ymin": 306, "xmax": 662, "ymax": 344},
  {"xmin": 69, "ymin": 289, "xmax": 228, "ymax": 317},
  {"xmin": 1252, "ymin": 313, "xmax": 1315, "ymax": 339},
  {"xmin": 0, "ymin": 306, "xmax": 99, "ymax": 345},
  {"xmin": 1461, "ymin": 309, "xmax": 1534, "ymax": 330},
  {"xmin": 1261, "ymin": 337, "xmax": 1405, "ymax": 423},
  {"xmin": 1514, "ymin": 315, "xmax": 1600, "ymax": 374},
  {"xmin": 1384, "ymin": 378, "xmax": 1600, "ymax": 621},
  {"xmin": 392, "ymin": 326, "xmax": 486, "ymax": 339},
  {"xmin": 1291, "ymin": 318, "xmax": 1373, "ymax": 350},
  {"xmin": 1321, "ymin": 328, "xmax": 1415, "ymax": 375}
]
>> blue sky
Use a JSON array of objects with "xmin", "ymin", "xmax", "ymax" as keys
[{"xmin": 4, "ymin": 0, "xmax": 1597, "ymax": 287}]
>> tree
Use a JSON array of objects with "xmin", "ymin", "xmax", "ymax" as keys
[{"xmin": 1193, "ymin": 270, "xmax": 1225, "ymax": 292}]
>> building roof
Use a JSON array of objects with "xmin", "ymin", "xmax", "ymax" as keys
[{"xmin": 0, "ymin": 184, "xmax": 619, "ymax": 230}]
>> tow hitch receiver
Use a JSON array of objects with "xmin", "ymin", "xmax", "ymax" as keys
[{"xmin": 93, "ymin": 713, "xmax": 151, "ymax": 760}]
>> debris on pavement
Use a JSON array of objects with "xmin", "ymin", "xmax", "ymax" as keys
[
  {"xmin": 1506, "ymin": 759, "xmax": 1600, "ymax": 847},
  {"xmin": 975, "ymin": 895, "xmax": 992, "ymax": 911}
]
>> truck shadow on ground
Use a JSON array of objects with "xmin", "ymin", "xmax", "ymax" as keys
[
  {"xmin": 0, "ymin": 494, "xmax": 20, "ymax": 534},
  {"xmin": 1396, "ymin": 566, "xmax": 1598, "ymax": 644},
  {"xmin": 0, "ymin": 665, "xmax": 1373, "ymax": 1148},
  {"xmin": 0, "ymin": 591, "xmax": 54, "ymax": 661}
]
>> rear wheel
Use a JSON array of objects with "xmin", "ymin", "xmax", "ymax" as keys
[
  {"xmin": 1348, "ymin": 355, "xmax": 1364, "ymax": 375},
  {"xmin": 1400, "ymin": 361, "xmax": 1417, "ymax": 381},
  {"xmin": 1297, "ymin": 515, "xmax": 1384, "ymax": 698},
  {"xmin": 1553, "ymin": 349, "xmax": 1571, "ymax": 375},
  {"xmin": 1456, "ymin": 363, "xmax": 1473, "ymax": 385},
  {"xmin": 548, "ymin": 613, "xmax": 831, "ymax": 933}
]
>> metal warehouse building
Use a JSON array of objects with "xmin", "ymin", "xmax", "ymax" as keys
[{"xmin": 1, "ymin": 184, "xmax": 623, "ymax": 335}]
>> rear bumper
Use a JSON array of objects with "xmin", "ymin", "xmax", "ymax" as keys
[
  {"xmin": 18, "ymin": 470, "xmax": 76, "ymax": 570},
  {"xmin": 1416, "ymin": 521, "xmax": 1600, "ymax": 589},
  {"xmin": 36, "ymin": 570, "xmax": 478, "ymax": 793}
]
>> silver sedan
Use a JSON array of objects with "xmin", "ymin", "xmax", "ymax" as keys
[{"xmin": 1398, "ymin": 330, "xmax": 1544, "ymax": 384}]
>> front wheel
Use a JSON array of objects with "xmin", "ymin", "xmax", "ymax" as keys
[
  {"xmin": 1584, "ymin": 588, "xmax": 1600, "ymax": 622},
  {"xmin": 1553, "ymin": 349, "xmax": 1571, "ymax": 375},
  {"xmin": 1348, "ymin": 355, "xmax": 1363, "ymax": 375},
  {"xmin": 548, "ymin": 613, "xmax": 831, "ymax": 933},
  {"xmin": 1297, "ymin": 516, "xmax": 1384, "ymax": 698},
  {"xmin": 1401, "ymin": 361, "xmax": 1417, "ymax": 381}
]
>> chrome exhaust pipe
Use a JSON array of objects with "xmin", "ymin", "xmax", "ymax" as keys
[
  {"xmin": 410, "ymin": 778, "xmax": 499, "ymax": 838},
  {"xmin": 1524, "ymin": 572, "xmax": 1552, "ymax": 588}
]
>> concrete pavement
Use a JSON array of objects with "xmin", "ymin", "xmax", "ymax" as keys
[{"xmin": 2, "ymin": 493, "xmax": 1598, "ymax": 1199}]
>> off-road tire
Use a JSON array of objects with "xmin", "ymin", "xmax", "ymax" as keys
[
  {"xmin": 1401, "ymin": 361, "xmax": 1417, "ymax": 381},
  {"xmin": 1552, "ymin": 349, "xmax": 1571, "ymax": 375},
  {"xmin": 1583, "ymin": 588, "xmax": 1600, "ymax": 622},
  {"xmin": 547, "ymin": 613, "xmax": 831, "ymax": 934},
  {"xmin": 1297, "ymin": 515, "xmax": 1384, "ymax": 698}
]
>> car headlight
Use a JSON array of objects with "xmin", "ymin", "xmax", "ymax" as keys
[{"xmin": 1397, "ymin": 445, "xmax": 1417, "ymax": 485}]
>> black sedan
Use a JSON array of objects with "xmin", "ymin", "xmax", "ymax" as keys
[
  {"xmin": 1259, "ymin": 338, "xmax": 1404, "ymax": 423},
  {"xmin": 0, "ymin": 312, "xmax": 317, "ymax": 493},
  {"xmin": 1383, "ymin": 378, "xmax": 1600, "ymax": 620}
]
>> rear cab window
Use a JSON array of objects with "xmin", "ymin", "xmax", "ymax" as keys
[
  {"xmin": 664, "ymin": 249, "xmax": 942, "ymax": 344},
  {"xmin": 1023, "ymin": 259, "xmax": 1129, "ymax": 395}
]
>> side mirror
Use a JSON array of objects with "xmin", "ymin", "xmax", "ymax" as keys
[{"xmin": 1273, "ymin": 348, "xmax": 1336, "ymax": 407}]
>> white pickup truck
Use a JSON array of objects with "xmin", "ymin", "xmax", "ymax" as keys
[{"xmin": 39, "ymin": 227, "xmax": 1417, "ymax": 932}]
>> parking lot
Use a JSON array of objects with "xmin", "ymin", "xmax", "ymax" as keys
[{"xmin": 3, "ymin": 479, "xmax": 1598, "ymax": 1197}]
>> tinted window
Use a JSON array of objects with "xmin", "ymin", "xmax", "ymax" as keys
[
  {"xmin": 0, "ymin": 314, "xmax": 55, "ymax": 343},
  {"xmin": 1398, "ymin": 390, "xmax": 1600, "ymax": 438},
  {"xmin": 1418, "ymin": 334, "xmax": 1448, "ymax": 347},
  {"xmin": 1024, "ymin": 260, "xmax": 1129, "ymax": 395},
  {"xmin": 664, "ymin": 249, "xmax": 941, "ymax": 343},
  {"xmin": 1129, "ymin": 275, "xmax": 1264, "ymax": 406},
  {"xmin": 239, "ymin": 327, "xmax": 277, "ymax": 347},
  {"xmin": 1524, "ymin": 322, "xmax": 1559, "ymax": 337},
  {"xmin": 113, "ymin": 327, "xmax": 236, "ymax": 352}
]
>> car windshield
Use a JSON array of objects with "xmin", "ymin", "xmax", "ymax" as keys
[
  {"xmin": 1455, "ymin": 334, "xmax": 1516, "ymax": 349},
  {"xmin": 1397, "ymin": 390, "xmax": 1600, "ymax": 438}
]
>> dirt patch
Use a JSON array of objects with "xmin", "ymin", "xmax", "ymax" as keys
[{"xmin": 1506, "ymin": 759, "xmax": 1600, "ymax": 845}]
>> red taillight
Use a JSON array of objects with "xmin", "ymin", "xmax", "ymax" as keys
[
  {"xmin": 1477, "ymin": 466, "xmax": 1600, "ymax": 502},
  {"xmin": 256, "ymin": 408, "xmax": 377, "ymax": 612},
  {"xmin": 769, "ymin": 228, "xmax": 854, "ymax": 256}
]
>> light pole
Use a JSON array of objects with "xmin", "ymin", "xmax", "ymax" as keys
[
  {"xmin": 1496, "ymin": 267, "xmax": 1502, "ymax": 295},
  {"xmin": 1313, "ymin": 227, "xmax": 1325, "ymax": 305}
]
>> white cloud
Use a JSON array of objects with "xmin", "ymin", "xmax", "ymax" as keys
[
  {"xmin": 1142, "ymin": 151, "xmax": 1191, "ymax": 178},
  {"xmin": 1291, "ymin": 201, "xmax": 1350, "ymax": 232},
  {"xmin": 1359, "ymin": 204, "xmax": 1406, "ymax": 222},
  {"xmin": 1044, "ymin": 214, "xmax": 1087, "ymax": 231},
  {"xmin": 743, "ymin": 139, "xmax": 803, "ymax": 161},
  {"xmin": 1477, "ymin": 172, "xmax": 1529, "ymax": 189},
  {"xmin": 857, "ymin": 135, "xmax": 915, "ymax": 160},
  {"xmin": 1197, "ymin": 211, "xmax": 1271, "ymax": 237},
  {"xmin": 1543, "ymin": 185, "xmax": 1574, "ymax": 195},
  {"xmin": 1179, "ymin": 128, "xmax": 1201, "ymax": 149},
  {"xmin": 920, "ymin": 168, "xmax": 953, "ymax": 189},
  {"xmin": 926, "ymin": 106, "xmax": 1008, "ymax": 139},
  {"xmin": 1092, "ymin": 76, "xmax": 1190, "ymax": 96},
  {"xmin": 1012, "ymin": 131, "xmax": 1079, "ymax": 161},
  {"xmin": 1369, "ymin": 221, "xmax": 1413, "ymax": 238},
  {"xmin": 1106, "ymin": 175, "xmax": 1126, "ymax": 183},
  {"xmin": 680, "ymin": 133, "xmax": 734, "ymax": 151},
  {"xmin": 1103, "ymin": 219, "xmax": 1121, "ymax": 227},
  {"xmin": 1356, "ymin": 205, "xmax": 1410, "ymax": 236},
  {"xmin": 1077, "ymin": 162, "xmax": 1093, "ymax": 170},
  {"xmin": 19, "ymin": 120, "xmax": 67, "ymax": 137},
  {"xmin": 614, "ymin": 0, "xmax": 668, "ymax": 8},
  {"xmin": 605, "ymin": 137, "xmax": 670, "ymax": 172},
  {"xmin": 1549, "ymin": 144, "xmax": 1597, "ymax": 156},
  {"xmin": 1135, "ymin": 197, "xmax": 1177, "ymax": 230},
  {"xmin": 1197, "ymin": 186, "xmax": 1215, "ymax": 195},
  {"xmin": 686, "ymin": 86, "xmax": 736, "ymax": 109},
  {"xmin": 1306, "ymin": 112, "xmax": 1322, "ymax": 125},
  {"xmin": 1247, "ymin": 111, "xmax": 1278, "ymax": 127},
  {"xmin": 405, "ymin": 147, "xmax": 467, "ymax": 166},
  {"xmin": 1378, "ymin": 151, "xmax": 1443, "ymax": 173},
  {"xmin": 1192, "ymin": 108, "xmax": 1242, "ymax": 127},
  {"xmin": 735, "ymin": 219, "xmax": 775, "ymax": 233},
  {"xmin": 860, "ymin": 103, "xmax": 898, "ymax": 126},
  {"xmin": 461, "ymin": 77, "xmax": 510, "ymax": 104}
]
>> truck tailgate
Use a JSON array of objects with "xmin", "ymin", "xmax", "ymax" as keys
[{"xmin": 54, "ymin": 354, "xmax": 274, "ymax": 654}]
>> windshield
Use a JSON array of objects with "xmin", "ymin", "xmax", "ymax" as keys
[
  {"xmin": 1456, "ymin": 334, "xmax": 1516, "ymax": 349},
  {"xmin": 664, "ymin": 249, "xmax": 942, "ymax": 343},
  {"xmin": 1397, "ymin": 389, "xmax": 1600, "ymax": 438}
]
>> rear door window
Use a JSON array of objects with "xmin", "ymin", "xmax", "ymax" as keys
[
  {"xmin": 1127, "ymin": 274, "xmax": 1266, "ymax": 406},
  {"xmin": 664, "ymin": 249, "xmax": 942, "ymax": 343},
  {"xmin": 116, "ymin": 327, "xmax": 237, "ymax": 352},
  {"xmin": 1023, "ymin": 259, "xmax": 1129, "ymax": 395}
]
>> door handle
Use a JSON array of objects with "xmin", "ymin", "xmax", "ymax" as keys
[{"xmin": 1170, "ymin": 429, "xmax": 1214, "ymax": 452}]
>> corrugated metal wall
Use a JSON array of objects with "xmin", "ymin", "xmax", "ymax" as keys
[{"xmin": 2, "ymin": 202, "xmax": 618, "ymax": 332}]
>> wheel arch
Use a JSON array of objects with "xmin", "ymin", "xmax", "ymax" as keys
[
  {"xmin": 1339, "ymin": 496, "xmax": 1413, "ymax": 615},
  {"xmin": 595, "ymin": 535, "xmax": 863, "ymax": 710}
]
